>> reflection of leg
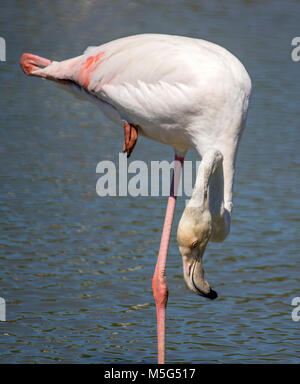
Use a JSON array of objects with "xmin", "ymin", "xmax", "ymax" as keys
[{"xmin": 122, "ymin": 121, "xmax": 138, "ymax": 158}]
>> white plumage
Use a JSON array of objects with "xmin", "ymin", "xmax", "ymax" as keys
[{"xmin": 20, "ymin": 34, "xmax": 252, "ymax": 363}]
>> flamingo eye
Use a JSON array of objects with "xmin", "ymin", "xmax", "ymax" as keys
[{"xmin": 191, "ymin": 240, "xmax": 199, "ymax": 249}]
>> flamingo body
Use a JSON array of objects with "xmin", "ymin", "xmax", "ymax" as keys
[
  {"xmin": 20, "ymin": 34, "xmax": 251, "ymax": 363},
  {"xmin": 27, "ymin": 34, "xmax": 251, "ymax": 158}
]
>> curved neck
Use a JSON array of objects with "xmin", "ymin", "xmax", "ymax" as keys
[{"xmin": 186, "ymin": 149, "xmax": 232, "ymax": 242}]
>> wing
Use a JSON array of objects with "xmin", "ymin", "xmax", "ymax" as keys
[
  {"xmin": 31, "ymin": 34, "xmax": 251, "ymax": 129},
  {"xmin": 82, "ymin": 34, "xmax": 201, "ymax": 124}
]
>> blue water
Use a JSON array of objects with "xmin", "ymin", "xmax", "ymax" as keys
[{"xmin": 0, "ymin": 0, "xmax": 299, "ymax": 363}]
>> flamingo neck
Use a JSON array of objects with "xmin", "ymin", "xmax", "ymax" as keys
[{"xmin": 186, "ymin": 149, "xmax": 232, "ymax": 242}]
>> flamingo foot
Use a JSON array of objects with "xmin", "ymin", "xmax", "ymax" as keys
[
  {"xmin": 20, "ymin": 53, "xmax": 52, "ymax": 76},
  {"xmin": 122, "ymin": 121, "xmax": 138, "ymax": 158}
]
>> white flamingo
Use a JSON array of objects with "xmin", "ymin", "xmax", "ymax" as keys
[{"xmin": 20, "ymin": 33, "xmax": 251, "ymax": 364}]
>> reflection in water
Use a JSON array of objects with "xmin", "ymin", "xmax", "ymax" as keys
[{"xmin": 0, "ymin": 0, "xmax": 299, "ymax": 363}]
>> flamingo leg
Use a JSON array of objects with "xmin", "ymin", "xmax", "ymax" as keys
[
  {"xmin": 152, "ymin": 154, "xmax": 184, "ymax": 364},
  {"xmin": 122, "ymin": 121, "xmax": 138, "ymax": 158},
  {"xmin": 20, "ymin": 53, "xmax": 52, "ymax": 76}
]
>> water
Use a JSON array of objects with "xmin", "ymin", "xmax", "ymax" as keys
[{"xmin": 0, "ymin": 0, "xmax": 299, "ymax": 363}]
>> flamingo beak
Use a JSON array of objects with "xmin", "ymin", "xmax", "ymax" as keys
[{"xmin": 180, "ymin": 246, "xmax": 218, "ymax": 300}]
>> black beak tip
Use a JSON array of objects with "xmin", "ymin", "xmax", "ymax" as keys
[
  {"xmin": 194, "ymin": 286, "xmax": 218, "ymax": 300},
  {"xmin": 206, "ymin": 289, "xmax": 218, "ymax": 300}
]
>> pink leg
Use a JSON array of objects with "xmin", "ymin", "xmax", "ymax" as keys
[{"xmin": 152, "ymin": 154, "xmax": 184, "ymax": 364}]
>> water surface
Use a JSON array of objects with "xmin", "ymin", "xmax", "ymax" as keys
[{"xmin": 0, "ymin": 0, "xmax": 299, "ymax": 363}]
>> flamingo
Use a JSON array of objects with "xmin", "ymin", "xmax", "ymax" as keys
[{"xmin": 20, "ymin": 34, "xmax": 251, "ymax": 364}]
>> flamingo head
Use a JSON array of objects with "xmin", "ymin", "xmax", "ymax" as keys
[{"xmin": 177, "ymin": 207, "xmax": 217, "ymax": 300}]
